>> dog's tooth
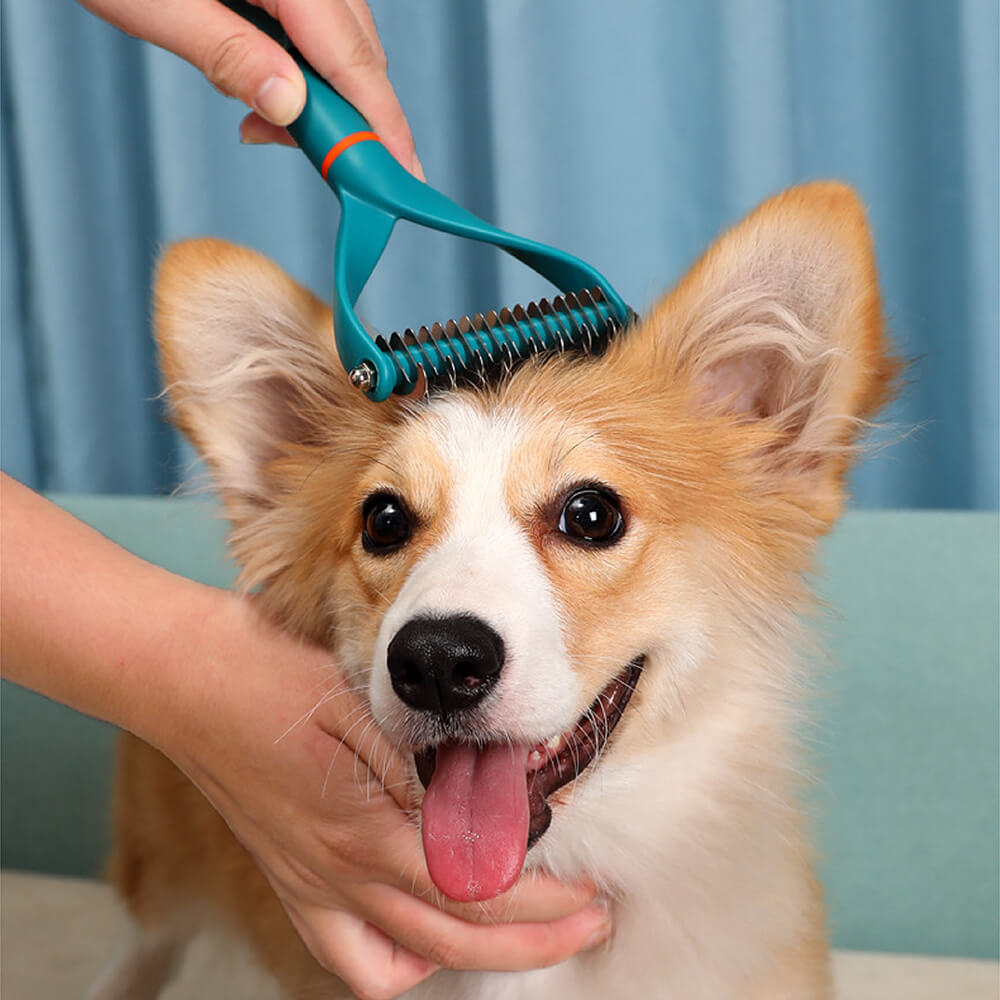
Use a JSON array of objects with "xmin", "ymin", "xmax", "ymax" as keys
[
  {"xmin": 529, "ymin": 749, "xmax": 543, "ymax": 764},
  {"xmin": 546, "ymin": 734, "xmax": 564, "ymax": 752}
]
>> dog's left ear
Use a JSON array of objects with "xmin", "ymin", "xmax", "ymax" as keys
[
  {"xmin": 648, "ymin": 182, "xmax": 898, "ymax": 520},
  {"xmin": 155, "ymin": 239, "xmax": 361, "ymax": 513}
]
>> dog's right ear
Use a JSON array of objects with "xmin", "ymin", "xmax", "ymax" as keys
[{"xmin": 155, "ymin": 239, "xmax": 355, "ymax": 509}]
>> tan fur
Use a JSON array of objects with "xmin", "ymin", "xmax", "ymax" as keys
[
  {"xmin": 106, "ymin": 183, "xmax": 897, "ymax": 999},
  {"xmin": 108, "ymin": 734, "xmax": 320, "ymax": 989}
]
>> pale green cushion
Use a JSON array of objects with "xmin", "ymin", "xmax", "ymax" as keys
[
  {"xmin": 813, "ymin": 512, "xmax": 998, "ymax": 959},
  {"xmin": 2, "ymin": 497, "xmax": 997, "ymax": 959}
]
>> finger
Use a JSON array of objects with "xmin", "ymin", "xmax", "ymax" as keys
[
  {"xmin": 288, "ymin": 904, "xmax": 439, "ymax": 1000},
  {"xmin": 239, "ymin": 112, "xmax": 297, "ymax": 146},
  {"xmin": 337, "ymin": 0, "xmax": 420, "ymax": 181},
  {"xmin": 339, "ymin": 0, "xmax": 385, "ymax": 60},
  {"xmin": 259, "ymin": 0, "xmax": 420, "ymax": 174},
  {"xmin": 335, "ymin": 2, "xmax": 423, "ymax": 180},
  {"xmin": 358, "ymin": 883, "xmax": 612, "ymax": 972},
  {"xmin": 434, "ymin": 870, "xmax": 599, "ymax": 925}
]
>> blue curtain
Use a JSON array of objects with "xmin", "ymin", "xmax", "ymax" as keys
[{"xmin": 2, "ymin": 0, "xmax": 997, "ymax": 508}]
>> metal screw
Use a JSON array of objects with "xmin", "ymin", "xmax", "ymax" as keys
[{"xmin": 348, "ymin": 362, "xmax": 377, "ymax": 393}]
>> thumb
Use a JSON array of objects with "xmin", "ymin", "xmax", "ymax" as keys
[
  {"xmin": 192, "ymin": 7, "xmax": 306, "ymax": 126},
  {"xmin": 82, "ymin": 0, "xmax": 306, "ymax": 126}
]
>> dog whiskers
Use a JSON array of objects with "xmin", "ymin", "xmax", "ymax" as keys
[
  {"xmin": 378, "ymin": 778, "xmax": 411, "ymax": 793},
  {"xmin": 320, "ymin": 710, "xmax": 382, "ymax": 797},
  {"xmin": 273, "ymin": 675, "xmax": 362, "ymax": 745},
  {"xmin": 351, "ymin": 718, "xmax": 382, "ymax": 798}
]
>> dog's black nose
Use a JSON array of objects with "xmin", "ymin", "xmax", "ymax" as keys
[{"xmin": 387, "ymin": 614, "xmax": 505, "ymax": 715}]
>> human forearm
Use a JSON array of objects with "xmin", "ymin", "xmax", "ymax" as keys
[{"xmin": 0, "ymin": 473, "xmax": 223, "ymax": 739}]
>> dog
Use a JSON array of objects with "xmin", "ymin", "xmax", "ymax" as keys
[{"xmin": 94, "ymin": 182, "xmax": 896, "ymax": 999}]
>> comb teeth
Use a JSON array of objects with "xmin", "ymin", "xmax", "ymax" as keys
[{"xmin": 369, "ymin": 287, "xmax": 632, "ymax": 397}]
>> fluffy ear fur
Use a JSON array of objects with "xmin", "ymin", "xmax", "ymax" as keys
[
  {"xmin": 156, "ymin": 239, "xmax": 352, "ymax": 507},
  {"xmin": 156, "ymin": 240, "xmax": 407, "ymax": 635},
  {"xmin": 645, "ymin": 182, "xmax": 898, "ymax": 521}
]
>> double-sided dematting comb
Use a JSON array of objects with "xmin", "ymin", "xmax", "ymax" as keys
[{"xmin": 225, "ymin": 2, "xmax": 633, "ymax": 401}]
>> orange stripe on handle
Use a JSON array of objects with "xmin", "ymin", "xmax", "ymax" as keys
[{"xmin": 320, "ymin": 131, "xmax": 380, "ymax": 181}]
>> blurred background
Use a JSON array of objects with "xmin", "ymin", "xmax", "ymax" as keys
[{"xmin": 2, "ymin": 0, "xmax": 997, "ymax": 508}]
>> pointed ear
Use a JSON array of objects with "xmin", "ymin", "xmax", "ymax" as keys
[
  {"xmin": 155, "ymin": 239, "xmax": 351, "ymax": 508},
  {"xmin": 651, "ymin": 182, "xmax": 899, "ymax": 510}
]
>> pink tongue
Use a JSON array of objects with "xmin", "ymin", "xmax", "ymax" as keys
[{"xmin": 421, "ymin": 741, "xmax": 531, "ymax": 902}]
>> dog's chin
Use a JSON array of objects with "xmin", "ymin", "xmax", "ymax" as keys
[{"xmin": 414, "ymin": 655, "xmax": 644, "ymax": 849}]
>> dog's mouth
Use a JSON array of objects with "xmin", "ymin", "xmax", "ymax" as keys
[{"xmin": 413, "ymin": 656, "xmax": 643, "ymax": 902}]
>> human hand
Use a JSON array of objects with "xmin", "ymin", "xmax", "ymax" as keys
[
  {"xmin": 2, "ymin": 481, "xmax": 609, "ymax": 999},
  {"xmin": 78, "ymin": 0, "xmax": 423, "ymax": 176},
  {"xmin": 152, "ymin": 589, "xmax": 611, "ymax": 999}
]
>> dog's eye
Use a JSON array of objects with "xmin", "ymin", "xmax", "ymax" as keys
[
  {"xmin": 362, "ymin": 493, "xmax": 411, "ymax": 553},
  {"xmin": 558, "ymin": 488, "xmax": 624, "ymax": 547}
]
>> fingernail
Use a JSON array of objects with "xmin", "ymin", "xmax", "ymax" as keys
[
  {"xmin": 413, "ymin": 957, "xmax": 440, "ymax": 978},
  {"xmin": 583, "ymin": 911, "xmax": 613, "ymax": 950},
  {"xmin": 255, "ymin": 75, "xmax": 304, "ymax": 126},
  {"xmin": 411, "ymin": 154, "xmax": 426, "ymax": 182},
  {"xmin": 239, "ymin": 122, "xmax": 264, "ymax": 145}
]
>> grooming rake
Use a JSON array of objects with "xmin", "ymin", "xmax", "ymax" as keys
[{"xmin": 224, "ymin": 1, "xmax": 633, "ymax": 401}]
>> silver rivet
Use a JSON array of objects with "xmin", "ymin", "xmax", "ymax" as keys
[{"xmin": 348, "ymin": 362, "xmax": 376, "ymax": 392}]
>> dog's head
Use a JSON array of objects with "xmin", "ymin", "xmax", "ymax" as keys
[{"xmin": 157, "ymin": 183, "xmax": 896, "ymax": 901}]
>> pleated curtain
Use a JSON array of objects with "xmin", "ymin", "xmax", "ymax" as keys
[{"xmin": 2, "ymin": 0, "xmax": 997, "ymax": 508}]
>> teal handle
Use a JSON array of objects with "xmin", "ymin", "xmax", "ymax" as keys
[
  {"xmin": 218, "ymin": 1, "xmax": 407, "ymax": 395},
  {"xmin": 290, "ymin": 64, "xmax": 369, "ymax": 168}
]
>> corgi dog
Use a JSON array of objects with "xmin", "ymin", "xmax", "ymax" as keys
[{"xmin": 97, "ymin": 183, "xmax": 896, "ymax": 999}]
